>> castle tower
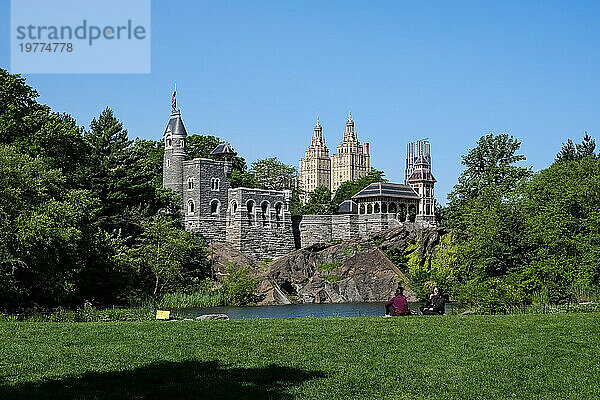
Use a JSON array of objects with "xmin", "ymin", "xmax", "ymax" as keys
[
  {"xmin": 330, "ymin": 112, "xmax": 370, "ymax": 194},
  {"xmin": 407, "ymin": 155, "xmax": 436, "ymax": 222},
  {"xmin": 163, "ymin": 87, "xmax": 188, "ymax": 200},
  {"xmin": 299, "ymin": 117, "xmax": 331, "ymax": 203}
]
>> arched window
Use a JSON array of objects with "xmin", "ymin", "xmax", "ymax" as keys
[
  {"xmin": 210, "ymin": 178, "xmax": 220, "ymax": 191},
  {"xmin": 408, "ymin": 204, "xmax": 417, "ymax": 222},
  {"xmin": 389, "ymin": 203, "xmax": 397, "ymax": 214},
  {"xmin": 399, "ymin": 204, "xmax": 407, "ymax": 221},
  {"xmin": 381, "ymin": 203, "xmax": 387, "ymax": 213},
  {"xmin": 260, "ymin": 201, "xmax": 270, "ymax": 226},
  {"xmin": 230, "ymin": 200, "xmax": 238, "ymax": 215},
  {"xmin": 359, "ymin": 204, "xmax": 365, "ymax": 214},
  {"xmin": 274, "ymin": 202, "xmax": 283, "ymax": 221},
  {"xmin": 166, "ymin": 159, "xmax": 171, "ymax": 169},
  {"xmin": 374, "ymin": 203, "xmax": 381, "ymax": 213},
  {"xmin": 367, "ymin": 204, "xmax": 373, "ymax": 214},
  {"xmin": 210, "ymin": 199, "xmax": 220, "ymax": 216},
  {"xmin": 188, "ymin": 199, "xmax": 195, "ymax": 214},
  {"xmin": 165, "ymin": 136, "xmax": 172, "ymax": 147},
  {"xmin": 246, "ymin": 200, "xmax": 255, "ymax": 226},
  {"xmin": 187, "ymin": 177, "xmax": 194, "ymax": 190}
]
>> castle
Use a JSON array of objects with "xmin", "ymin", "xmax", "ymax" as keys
[{"xmin": 163, "ymin": 101, "xmax": 436, "ymax": 261}]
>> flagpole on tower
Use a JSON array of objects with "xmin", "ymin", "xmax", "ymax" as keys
[{"xmin": 171, "ymin": 81, "xmax": 177, "ymax": 112}]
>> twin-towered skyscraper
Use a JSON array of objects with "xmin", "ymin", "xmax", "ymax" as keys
[{"xmin": 299, "ymin": 113, "xmax": 371, "ymax": 200}]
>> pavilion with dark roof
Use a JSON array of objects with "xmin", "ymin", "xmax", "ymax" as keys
[{"xmin": 351, "ymin": 182, "xmax": 421, "ymax": 222}]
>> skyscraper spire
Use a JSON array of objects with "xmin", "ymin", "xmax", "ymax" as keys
[
  {"xmin": 345, "ymin": 111, "xmax": 355, "ymax": 140},
  {"xmin": 313, "ymin": 115, "xmax": 323, "ymax": 143}
]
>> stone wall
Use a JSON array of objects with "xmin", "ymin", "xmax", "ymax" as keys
[
  {"xmin": 226, "ymin": 188, "xmax": 296, "ymax": 260},
  {"xmin": 295, "ymin": 214, "xmax": 404, "ymax": 248}
]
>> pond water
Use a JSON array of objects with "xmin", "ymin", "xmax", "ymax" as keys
[{"xmin": 177, "ymin": 302, "xmax": 456, "ymax": 320}]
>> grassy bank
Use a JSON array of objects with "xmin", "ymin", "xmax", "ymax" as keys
[{"xmin": 1, "ymin": 313, "xmax": 599, "ymax": 399}]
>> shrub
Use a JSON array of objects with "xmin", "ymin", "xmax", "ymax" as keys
[
  {"xmin": 316, "ymin": 262, "xmax": 341, "ymax": 272},
  {"xmin": 221, "ymin": 262, "xmax": 259, "ymax": 306},
  {"xmin": 457, "ymin": 278, "xmax": 526, "ymax": 314}
]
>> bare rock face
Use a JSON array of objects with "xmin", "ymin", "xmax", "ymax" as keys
[
  {"xmin": 209, "ymin": 242, "xmax": 257, "ymax": 277},
  {"xmin": 257, "ymin": 241, "xmax": 412, "ymax": 305}
]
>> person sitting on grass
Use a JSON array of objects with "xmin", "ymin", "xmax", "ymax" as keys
[
  {"xmin": 419, "ymin": 286, "xmax": 446, "ymax": 315},
  {"xmin": 384, "ymin": 286, "xmax": 410, "ymax": 316}
]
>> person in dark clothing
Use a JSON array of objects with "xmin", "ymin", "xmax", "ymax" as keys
[
  {"xmin": 419, "ymin": 286, "xmax": 446, "ymax": 315},
  {"xmin": 385, "ymin": 286, "xmax": 410, "ymax": 316}
]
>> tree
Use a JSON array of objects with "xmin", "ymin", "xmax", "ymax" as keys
[
  {"xmin": 0, "ymin": 69, "xmax": 44, "ymax": 146},
  {"xmin": 122, "ymin": 215, "xmax": 208, "ymax": 296},
  {"xmin": 0, "ymin": 69, "xmax": 89, "ymax": 185},
  {"xmin": 186, "ymin": 134, "xmax": 247, "ymax": 173},
  {"xmin": 249, "ymin": 157, "xmax": 297, "ymax": 191},
  {"xmin": 302, "ymin": 186, "xmax": 333, "ymax": 215},
  {"xmin": 555, "ymin": 132, "xmax": 596, "ymax": 163},
  {"xmin": 85, "ymin": 107, "xmax": 131, "ymax": 172},
  {"xmin": 330, "ymin": 169, "xmax": 386, "ymax": 211},
  {"xmin": 437, "ymin": 134, "xmax": 533, "ymax": 305},
  {"xmin": 448, "ymin": 133, "xmax": 531, "ymax": 206},
  {"xmin": 519, "ymin": 155, "xmax": 600, "ymax": 300},
  {"xmin": 83, "ymin": 107, "xmax": 132, "ymax": 231},
  {"xmin": 576, "ymin": 132, "xmax": 596, "ymax": 158},
  {"xmin": 0, "ymin": 144, "xmax": 102, "ymax": 309}
]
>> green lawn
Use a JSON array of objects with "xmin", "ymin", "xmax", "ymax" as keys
[{"xmin": 1, "ymin": 313, "xmax": 599, "ymax": 399}]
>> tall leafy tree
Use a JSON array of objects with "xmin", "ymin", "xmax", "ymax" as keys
[
  {"xmin": 448, "ymin": 133, "xmax": 531, "ymax": 206},
  {"xmin": 0, "ymin": 145, "xmax": 101, "ymax": 308},
  {"xmin": 119, "ymin": 215, "xmax": 209, "ymax": 296},
  {"xmin": 249, "ymin": 157, "xmax": 297, "ymax": 191},
  {"xmin": 330, "ymin": 169, "xmax": 386, "ymax": 210},
  {"xmin": 186, "ymin": 134, "xmax": 247, "ymax": 173},
  {"xmin": 519, "ymin": 155, "xmax": 600, "ymax": 299},
  {"xmin": 0, "ymin": 69, "xmax": 44, "ymax": 145},
  {"xmin": 302, "ymin": 186, "xmax": 333, "ymax": 215}
]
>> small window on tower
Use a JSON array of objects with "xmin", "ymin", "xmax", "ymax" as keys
[
  {"xmin": 188, "ymin": 178, "xmax": 194, "ymax": 190},
  {"xmin": 166, "ymin": 159, "xmax": 171, "ymax": 168},
  {"xmin": 210, "ymin": 200, "xmax": 220, "ymax": 216}
]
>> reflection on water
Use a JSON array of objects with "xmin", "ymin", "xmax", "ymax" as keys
[{"xmin": 177, "ymin": 302, "xmax": 455, "ymax": 320}]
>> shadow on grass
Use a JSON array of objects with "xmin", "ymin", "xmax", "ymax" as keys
[{"xmin": 1, "ymin": 360, "xmax": 326, "ymax": 400}]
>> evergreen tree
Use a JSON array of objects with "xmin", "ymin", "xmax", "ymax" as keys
[
  {"xmin": 575, "ymin": 132, "xmax": 596, "ymax": 158},
  {"xmin": 555, "ymin": 133, "xmax": 596, "ymax": 163}
]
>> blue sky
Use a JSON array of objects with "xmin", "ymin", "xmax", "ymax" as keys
[{"xmin": 2, "ymin": 1, "xmax": 599, "ymax": 203}]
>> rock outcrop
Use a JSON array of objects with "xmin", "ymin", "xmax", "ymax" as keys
[
  {"xmin": 208, "ymin": 242, "xmax": 257, "ymax": 277},
  {"xmin": 209, "ymin": 224, "xmax": 445, "ymax": 306}
]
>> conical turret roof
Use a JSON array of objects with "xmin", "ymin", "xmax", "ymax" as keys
[{"xmin": 164, "ymin": 110, "xmax": 188, "ymax": 137}]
